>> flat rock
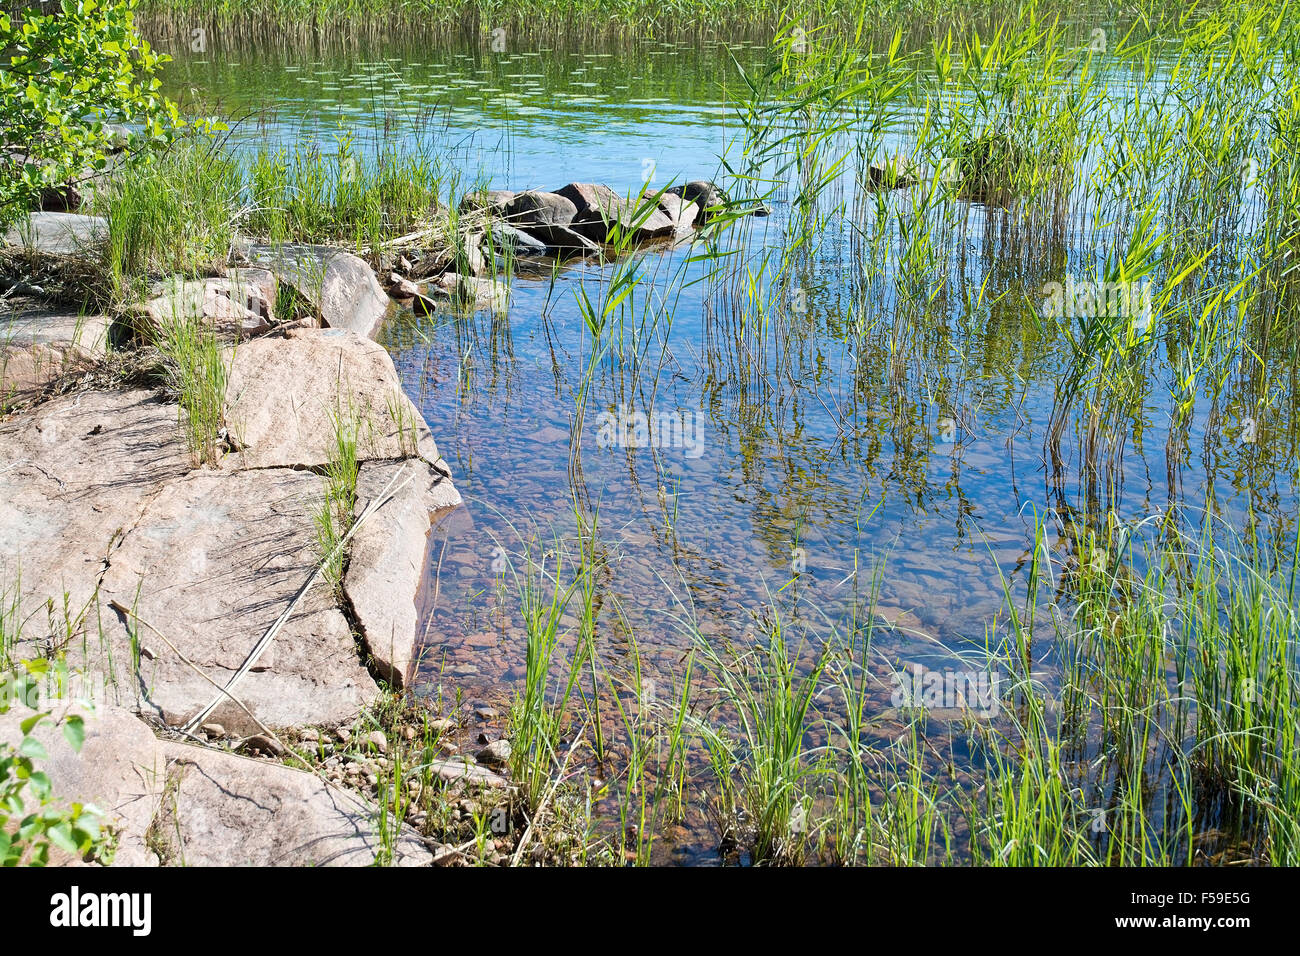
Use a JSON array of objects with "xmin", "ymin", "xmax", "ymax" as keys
[
  {"xmin": 3, "ymin": 212, "xmax": 107, "ymax": 255},
  {"xmin": 519, "ymin": 222, "xmax": 601, "ymax": 257},
  {"xmin": 344, "ymin": 459, "xmax": 464, "ymax": 689},
  {"xmin": 157, "ymin": 741, "xmax": 432, "ymax": 866},
  {"xmin": 224, "ymin": 327, "xmax": 441, "ymax": 469},
  {"xmin": 0, "ymin": 389, "xmax": 192, "ymax": 644},
  {"xmin": 1, "ymin": 307, "xmax": 113, "ymax": 409},
  {"xmin": 0, "ymin": 306, "xmax": 112, "ymax": 350},
  {"xmin": 245, "ymin": 243, "xmax": 388, "ymax": 339},
  {"xmin": 555, "ymin": 182, "xmax": 674, "ymax": 243},
  {"xmin": 0, "ymin": 702, "xmax": 167, "ymax": 866},
  {"xmin": 426, "ymin": 756, "xmax": 508, "ymax": 789},
  {"xmin": 95, "ymin": 467, "xmax": 380, "ymax": 733}
]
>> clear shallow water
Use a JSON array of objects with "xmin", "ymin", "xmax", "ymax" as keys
[{"xmin": 161, "ymin": 36, "xmax": 1300, "ymax": 860}]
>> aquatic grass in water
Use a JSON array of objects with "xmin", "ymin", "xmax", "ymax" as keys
[{"xmin": 87, "ymin": 0, "xmax": 1300, "ymax": 865}]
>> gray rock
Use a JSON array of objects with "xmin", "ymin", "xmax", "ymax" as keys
[
  {"xmin": 245, "ymin": 243, "xmax": 388, "ymax": 339},
  {"xmin": 458, "ymin": 189, "xmax": 516, "ymax": 215},
  {"xmin": 502, "ymin": 190, "xmax": 577, "ymax": 228},
  {"xmin": 482, "ymin": 222, "xmax": 548, "ymax": 260},
  {"xmin": 224, "ymin": 327, "xmax": 442, "ymax": 469},
  {"xmin": 365, "ymin": 730, "xmax": 388, "ymax": 754},
  {"xmin": 475, "ymin": 739, "xmax": 511, "ymax": 766},
  {"xmin": 386, "ymin": 273, "xmax": 420, "ymax": 298},
  {"xmin": 344, "ymin": 460, "xmax": 464, "ymax": 689},
  {"xmin": 0, "ymin": 308, "xmax": 113, "ymax": 409},
  {"xmin": 0, "ymin": 702, "xmax": 166, "ymax": 866},
  {"xmin": 866, "ymin": 156, "xmax": 922, "ymax": 191},
  {"xmin": 646, "ymin": 189, "xmax": 700, "ymax": 240},
  {"xmin": 3, "ymin": 212, "xmax": 107, "ymax": 255},
  {"xmin": 427, "ymin": 756, "xmax": 508, "ymax": 788},
  {"xmin": 675, "ymin": 180, "xmax": 726, "ymax": 213},
  {"xmin": 157, "ymin": 741, "xmax": 432, "ymax": 866},
  {"xmin": 431, "ymin": 273, "xmax": 509, "ymax": 314},
  {"xmin": 0, "ymin": 390, "xmax": 192, "ymax": 643},
  {"xmin": 95, "ymin": 467, "xmax": 381, "ymax": 733},
  {"xmin": 555, "ymin": 182, "xmax": 674, "ymax": 243}
]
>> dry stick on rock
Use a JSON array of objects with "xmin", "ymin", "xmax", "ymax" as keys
[
  {"xmin": 105, "ymin": 599, "xmax": 313, "ymax": 765},
  {"xmin": 181, "ymin": 463, "xmax": 418, "ymax": 735}
]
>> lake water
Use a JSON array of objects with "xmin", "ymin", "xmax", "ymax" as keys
[{"xmin": 158, "ymin": 33, "xmax": 1299, "ymax": 861}]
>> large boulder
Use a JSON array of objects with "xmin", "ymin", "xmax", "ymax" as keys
[
  {"xmin": 344, "ymin": 460, "xmax": 464, "ymax": 689},
  {"xmin": 555, "ymin": 182, "xmax": 674, "ymax": 243},
  {"xmin": 95, "ymin": 467, "xmax": 380, "ymax": 733},
  {"xmin": 244, "ymin": 244, "xmax": 388, "ymax": 339},
  {"xmin": 499, "ymin": 191, "xmax": 600, "ymax": 256},
  {"xmin": 223, "ymin": 327, "xmax": 441, "ymax": 469},
  {"xmin": 0, "ymin": 389, "xmax": 192, "ymax": 641},
  {"xmin": 3, "ymin": 212, "xmax": 107, "ymax": 255},
  {"xmin": 0, "ymin": 702, "xmax": 167, "ymax": 867},
  {"xmin": 502, "ymin": 190, "xmax": 577, "ymax": 228},
  {"xmin": 154, "ymin": 741, "xmax": 432, "ymax": 866}
]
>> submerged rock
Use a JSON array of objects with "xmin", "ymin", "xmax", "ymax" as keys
[{"xmin": 432, "ymin": 272, "xmax": 510, "ymax": 313}]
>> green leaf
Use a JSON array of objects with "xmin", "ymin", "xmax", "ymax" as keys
[
  {"xmin": 19, "ymin": 712, "xmax": 47, "ymax": 735},
  {"xmin": 62, "ymin": 715, "xmax": 85, "ymax": 752}
]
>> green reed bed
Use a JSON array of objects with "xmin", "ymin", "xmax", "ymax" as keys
[{"xmin": 129, "ymin": 0, "xmax": 1132, "ymax": 50}]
